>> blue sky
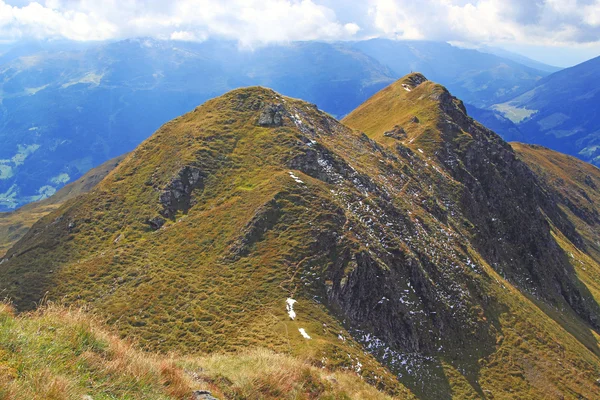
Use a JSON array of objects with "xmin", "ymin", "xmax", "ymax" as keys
[{"xmin": 1, "ymin": 0, "xmax": 599, "ymax": 67}]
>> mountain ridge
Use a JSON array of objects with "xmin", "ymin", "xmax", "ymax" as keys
[
  {"xmin": 1, "ymin": 75, "xmax": 600, "ymax": 398},
  {"xmin": 0, "ymin": 38, "xmax": 557, "ymax": 211}
]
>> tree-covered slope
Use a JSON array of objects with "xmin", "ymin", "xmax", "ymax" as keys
[{"xmin": 2, "ymin": 77, "xmax": 600, "ymax": 398}]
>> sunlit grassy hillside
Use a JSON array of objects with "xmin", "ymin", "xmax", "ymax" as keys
[
  {"xmin": 0, "ymin": 302, "xmax": 396, "ymax": 400},
  {"xmin": 0, "ymin": 155, "xmax": 125, "ymax": 257}
]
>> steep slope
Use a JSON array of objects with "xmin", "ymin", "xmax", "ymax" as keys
[
  {"xmin": 465, "ymin": 104, "xmax": 524, "ymax": 142},
  {"xmin": 2, "ymin": 79, "xmax": 600, "ymax": 398},
  {"xmin": 0, "ymin": 303, "xmax": 393, "ymax": 400},
  {"xmin": 343, "ymin": 73, "xmax": 600, "ymax": 323},
  {"xmin": 492, "ymin": 56, "xmax": 600, "ymax": 166},
  {"xmin": 0, "ymin": 155, "xmax": 125, "ymax": 257},
  {"xmin": 351, "ymin": 39, "xmax": 551, "ymax": 107},
  {"xmin": 512, "ymin": 143, "xmax": 600, "ymax": 286}
]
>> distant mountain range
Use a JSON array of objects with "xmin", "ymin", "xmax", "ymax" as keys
[
  {"xmin": 0, "ymin": 38, "xmax": 560, "ymax": 211},
  {"xmin": 491, "ymin": 56, "xmax": 600, "ymax": 167},
  {"xmin": 350, "ymin": 39, "xmax": 553, "ymax": 107}
]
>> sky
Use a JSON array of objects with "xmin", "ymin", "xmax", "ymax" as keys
[{"xmin": 1, "ymin": 0, "xmax": 600, "ymax": 67}]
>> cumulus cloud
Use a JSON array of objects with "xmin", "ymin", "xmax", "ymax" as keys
[
  {"xmin": 367, "ymin": 0, "xmax": 600, "ymax": 46},
  {"xmin": 0, "ymin": 0, "xmax": 599, "ymax": 47},
  {"xmin": 0, "ymin": 0, "xmax": 362, "ymax": 46}
]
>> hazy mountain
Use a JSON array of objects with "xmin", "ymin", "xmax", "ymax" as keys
[
  {"xmin": 477, "ymin": 45, "xmax": 562, "ymax": 73},
  {"xmin": 350, "ymin": 39, "xmax": 552, "ymax": 107},
  {"xmin": 2, "ymin": 75, "xmax": 600, "ymax": 398},
  {"xmin": 492, "ymin": 56, "xmax": 600, "ymax": 166},
  {"xmin": 0, "ymin": 38, "xmax": 394, "ymax": 211}
]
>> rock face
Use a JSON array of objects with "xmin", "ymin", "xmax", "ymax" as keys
[
  {"xmin": 159, "ymin": 166, "xmax": 205, "ymax": 219},
  {"xmin": 425, "ymin": 84, "xmax": 599, "ymax": 328},
  {"xmin": 257, "ymin": 103, "xmax": 285, "ymax": 127},
  {"xmin": 383, "ymin": 125, "xmax": 407, "ymax": 140},
  {"xmin": 2, "ymin": 80, "xmax": 600, "ymax": 399}
]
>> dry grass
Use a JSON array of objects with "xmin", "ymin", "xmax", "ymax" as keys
[{"xmin": 0, "ymin": 303, "xmax": 396, "ymax": 400}]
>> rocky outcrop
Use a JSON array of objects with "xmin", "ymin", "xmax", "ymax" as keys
[
  {"xmin": 383, "ymin": 126, "xmax": 407, "ymax": 140},
  {"xmin": 191, "ymin": 390, "xmax": 219, "ymax": 400},
  {"xmin": 257, "ymin": 104, "xmax": 285, "ymax": 127},
  {"xmin": 159, "ymin": 166, "xmax": 205, "ymax": 219}
]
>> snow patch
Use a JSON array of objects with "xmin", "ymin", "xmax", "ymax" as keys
[
  {"xmin": 299, "ymin": 328, "xmax": 312, "ymax": 339},
  {"xmin": 286, "ymin": 298, "xmax": 297, "ymax": 320},
  {"xmin": 402, "ymin": 84, "xmax": 412, "ymax": 92},
  {"xmin": 288, "ymin": 171, "xmax": 304, "ymax": 184}
]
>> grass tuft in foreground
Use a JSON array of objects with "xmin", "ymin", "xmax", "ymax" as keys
[{"xmin": 0, "ymin": 302, "xmax": 394, "ymax": 400}]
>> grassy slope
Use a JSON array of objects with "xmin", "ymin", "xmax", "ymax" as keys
[
  {"xmin": 512, "ymin": 143, "xmax": 600, "ymax": 303},
  {"xmin": 2, "ymin": 79, "xmax": 600, "ymax": 399},
  {"xmin": 0, "ymin": 155, "xmax": 125, "ymax": 257},
  {"xmin": 0, "ymin": 303, "xmax": 394, "ymax": 400},
  {"xmin": 0, "ymin": 88, "xmax": 412, "ymax": 396}
]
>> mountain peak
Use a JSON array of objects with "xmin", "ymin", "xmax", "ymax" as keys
[
  {"xmin": 398, "ymin": 72, "xmax": 428, "ymax": 91},
  {"xmin": 342, "ymin": 72, "xmax": 468, "ymax": 150}
]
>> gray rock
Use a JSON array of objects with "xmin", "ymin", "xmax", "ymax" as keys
[
  {"xmin": 146, "ymin": 216, "xmax": 166, "ymax": 230},
  {"xmin": 257, "ymin": 104, "xmax": 285, "ymax": 127},
  {"xmin": 383, "ymin": 125, "xmax": 407, "ymax": 140},
  {"xmin": 160, "ymin": 166, "xmax": 204, "ymax": 219},
  {"xmin": 191, "ymin": 390, "xmax": 219, "ymax": 400}
]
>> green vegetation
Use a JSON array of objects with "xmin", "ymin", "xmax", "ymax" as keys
[
  {"xmin": 0, "ymin": 303, "xmax": 394, "ymax": 400},
  {"xmin": 0, "ymin": 155, "xmax": 125, "ymax": 257},
  {"xmin": 492, "ymin": 103, "xmax": 537, "ymax": 123},
  {"xmin": 1, "ymin": 77, "xmax": 600, "ymax": 398}
]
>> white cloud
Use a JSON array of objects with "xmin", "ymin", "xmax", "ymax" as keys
[
  {"xmin": 0, "ymin": 0, "xmax": 599, "ymax": 47},
  {"xmin": 367, "ymin": 0, "xmax": 600, "ymax": 46},
  {"xmin": 0, "ymin": 0, "xmax": 362, "ymax": 45}
]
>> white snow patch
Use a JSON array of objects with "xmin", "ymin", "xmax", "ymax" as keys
[
  {"xmin": 299, "ymin": 328, "xmax": 312, "ymax": 339},
  {"xmin": 354, "ymin": 361, "xmax": 363, "ymax": 373},
  {"xmin": 288, "ymin": 171, "xmax": 304, "ymax": 184},
  {"xmin": 402, "ymin": 84, "xmax": 412, "ymax": 92},
  {"xmin": 418, "ymin": 149, "xmax": 424, "ymax": 154},
  {"xmin": 286, "ymin": 298, "xmax": 297, "ymax": 320}
]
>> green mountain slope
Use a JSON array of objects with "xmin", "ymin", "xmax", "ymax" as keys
[
  {"xmin": 2, "ymin": 76, "xmax": 600, "ymax": 398},
  {"xmin": 0, "ymin": 155, "xmax": 125, "ymax": 257},
  {"xmin": 492, "ymin": 56, "xmax": 600, "ymax": 166}
]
